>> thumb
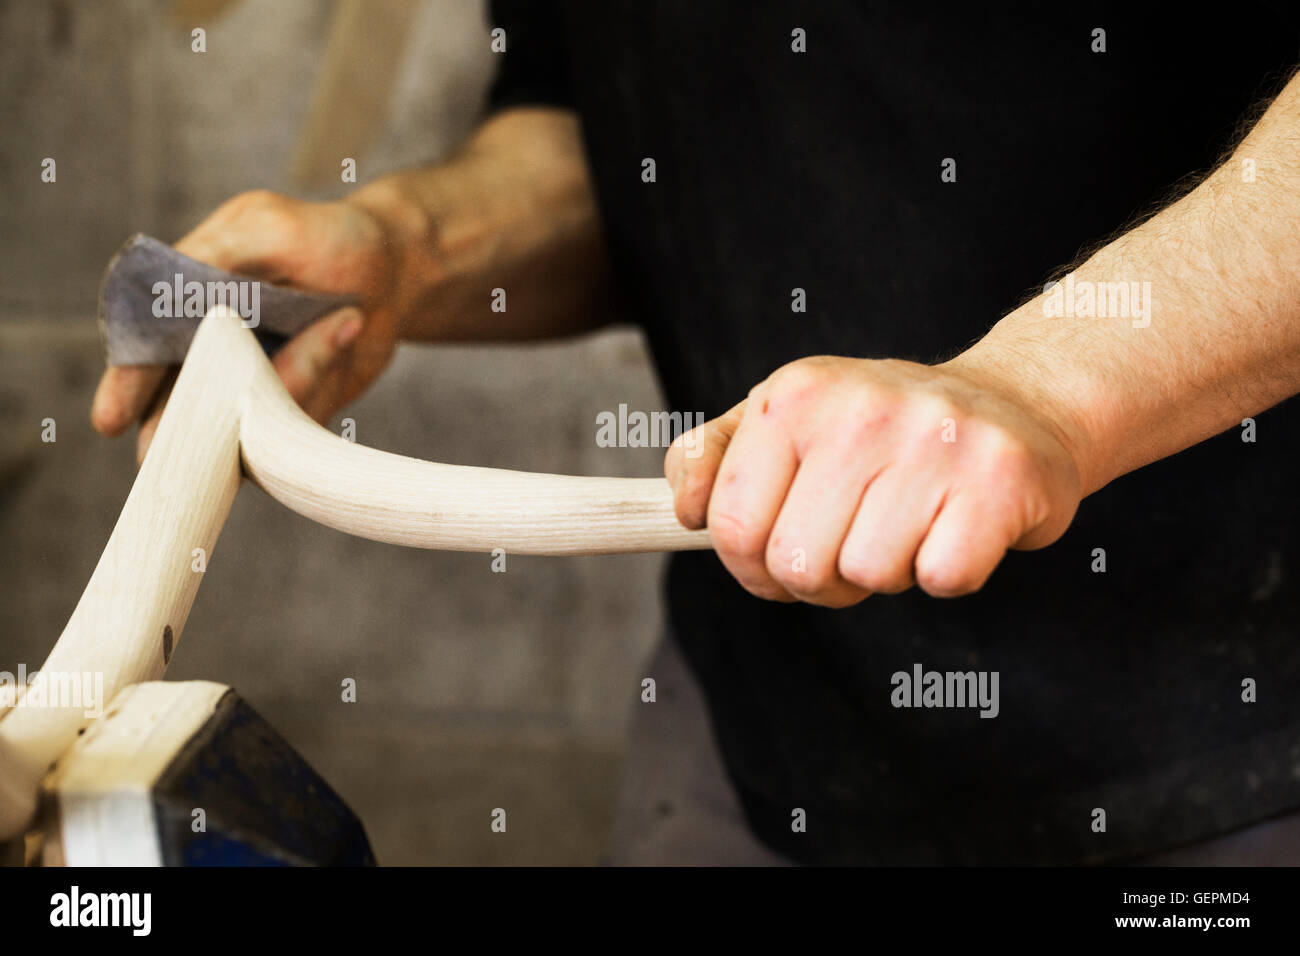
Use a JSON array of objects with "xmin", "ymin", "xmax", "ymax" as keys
[
  {"xmin": 665, "ymin": 400, "xmax": 746, "ymax": 530},
  {"xmin": 271, "ymin": 307, "xmax": 364, "ymax": 408}
]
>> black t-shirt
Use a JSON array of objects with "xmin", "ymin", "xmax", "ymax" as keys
[{"xmin": 486, "ymin": 1, "xmax": 1300, "ymax": 864}]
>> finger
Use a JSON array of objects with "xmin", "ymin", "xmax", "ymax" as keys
[
  {"xmin": 135, "ymin": 368, "xmax": 179, "ymax": 466},
  {"xmin": 271, "ymin": 307, "xmax": 365, "ymax": 412},
  {"xmin": 914, "ymin": 491, "xmax": 1015, "ymax": 597},
  {"xmin": 91, "ymin": 365, "xmax": 170, "ymax": 437},
  {"xmin": 705, "ymin": 403, "xmax": 799, "ymax": 602},
  {"xmin": 766, "ymin": 443, "xmax": 877, "ymax": 608},
  {"xmin": 174, "ymin": 192, "xmax": 303, "ymax": 277},
  {"xmin": 837, "ymin": 464, "xmax": 947, "ymax": 595},
  {"xmin": 296, "ymin": 363, "xmax": 346, "ymax": 426},
  {"xmin": 665, "ymin": 400, "xmax": 745, "ymax": 529}
]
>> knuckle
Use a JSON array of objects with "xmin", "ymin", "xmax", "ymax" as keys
[
  {"xmin": 225, "ymin": 188, "xmax": 281, "ymax": 217},
  {"xmin": 238, "ymin": 190, "xmax": 301, "ymax": 236},
  {"xmin": 767, "ymin": 540, "xmax": 835, "ymax": 594},
  {"xmin": 839, "ymin": 551, "xmax": 904, "ymax": 594},
  {"xmin": 764, "ymin": 361, "xmax": 828, "ymax": 412},
  {"xmin": 902, "ymin": 394, "xmax": 958, "ymax": 439},
  {"xmin": 837, "ymin": 550, "xmax": 875, "ymax": 588},
  {"xmin": 914, "ymin": 552, "xmax": 979, "ymax": 597},
  {"xmin": 707, "ymin": 507, "xmax": 766, "ymax": 560},
  {"xmin": 242, "ymin": 187, "xmax": 283, "ymax": 208},
  {"xmin": 981, "ymin": 427, "xmax": 1034, "ymax": 474},
  {"xmin": 842, "ymin": 396, "xmax": 902, "ymax": 447}
]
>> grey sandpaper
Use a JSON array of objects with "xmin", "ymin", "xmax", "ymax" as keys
[{"xmin": 97, "ymin": 233, "xmax": 359, "ymax": 365}]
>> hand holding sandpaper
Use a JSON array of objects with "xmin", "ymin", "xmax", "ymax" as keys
[
  {"xmin": 98, "ymin": 234, "xmax": 356, "ymax": 365},
  {"xmin": 90, "ymin": 191, "xmax": 401, "ymax": 463}
]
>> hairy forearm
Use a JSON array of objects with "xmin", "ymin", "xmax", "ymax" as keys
[
  {"xmin": 347, "ymin": 107, "xmax": 615, "ymax": 343},
  {"xmin": 949, "ymin": 70, "xmax": 1300, "ymax": 496}
]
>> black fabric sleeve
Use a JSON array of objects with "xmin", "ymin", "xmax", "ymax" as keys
[{"xmin": 484, "ymin": 0, "xmax": 571, "ymax": 114}]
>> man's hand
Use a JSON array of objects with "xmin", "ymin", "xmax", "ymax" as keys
[
  {"xmin": 665, "ymin": 356, "xmax": 1086, "ymax": 606},
  {"xmin": 90, "ymin": 108, "xmax": 611, "ymax": 464},
  {"xmin": 90, "ymin": 190, "xmax": 403, "ymax": 463},
  {"xmin": 666, "ymin": 70, "xmax": 1300, "ymax": 608}
]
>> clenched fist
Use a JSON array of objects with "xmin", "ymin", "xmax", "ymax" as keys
[{"xmin": 664, "ymin": 355, "xmax": 1086, "ymax": 606}]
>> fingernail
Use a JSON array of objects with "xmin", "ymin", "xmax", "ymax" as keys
[{"xmin": 334, "ymin": 311, "xmax": 364, "ymax": 348}]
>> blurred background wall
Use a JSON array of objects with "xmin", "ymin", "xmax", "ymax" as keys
[{"xmin": 0, "ymin": 0, "xmax": 672, "ymax": 864}]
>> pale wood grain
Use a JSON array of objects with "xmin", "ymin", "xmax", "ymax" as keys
[
  {"xmin": 0, "ymin": 306, "xmax": 711, "ymax": 840},
  {"xmin": 0, "ymin": 308, "xmax": 254, "ymax": 839},
  {"xmin": 241, "ymin": 361, "xmax": 712, "ymax": 555},
  {"xmin": 41, "ymin": 681, "xmax": 230, "ymax": 867}
]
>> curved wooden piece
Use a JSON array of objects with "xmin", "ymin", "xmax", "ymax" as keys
[
  {"xmin": 0, "ymin": 307, "xmax": 710, "ymax": 840},
  {"xmin": 240, "ymin": 373, "xmax": 709, "ymax": 555},
  {"xmin": 0, "ymin": 308, "xmax": 254, "ymax": 839}
]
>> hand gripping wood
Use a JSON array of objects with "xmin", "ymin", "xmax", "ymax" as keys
[{"xmin": 0, "ymin": 305, "xmax": 710, "ymax": 840}]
